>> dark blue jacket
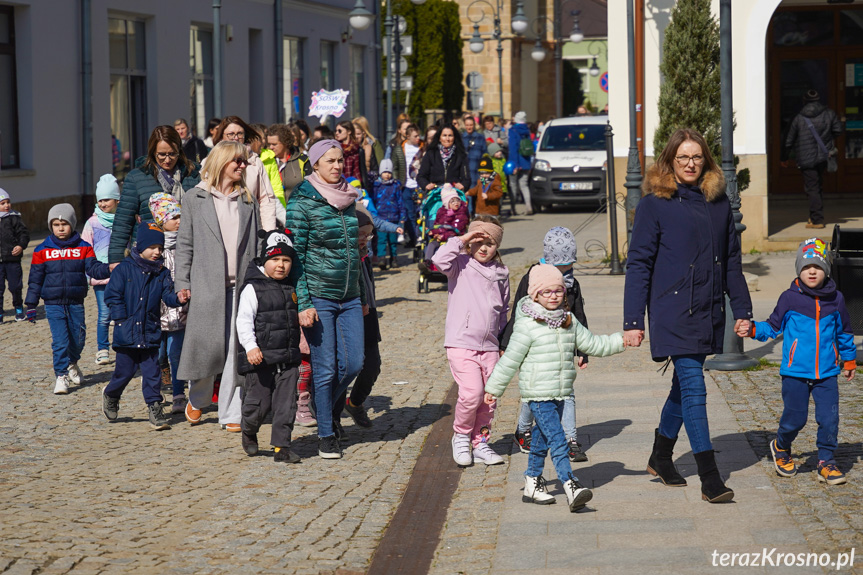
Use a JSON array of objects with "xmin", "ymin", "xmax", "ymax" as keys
[
  {"xmin": 372, "ymin": 179, "xmax": 407, "ymax": 224},
  {"xmin": 751, "ymin": 278, "xmax": 856, "ymax": 379},
  {"xmin": 25, "ymin": 233, "xmax": 110, "ymax": 307},
  {"xmin": 461, "ymin": 130, "xmax": 488, "ymax": 187},
  {"xmin": 508, "ymin": 123, "xmax": 533, "ymax": 171},
  {"xmin": 623, "ymin": 168, "xmax": 753, "ymax": 360},
  {"xmin": 104, "ymin": 249, "xmax": 182, "ymax": 350}
]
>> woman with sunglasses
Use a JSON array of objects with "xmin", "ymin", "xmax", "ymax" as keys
[
  {"xmin": 334, "ymin": 120, "xmax": 362, "ymax": 183},
  {"xmin": 108, "ymin": 126, "xmax": 200, "ymax": 264},
  {"xmin": 623, "ymin": 128, "xmax": 753, "ymax": 504},
  {"xmin": 174, "ymin": 141, "xmax": 262, "ymax": 432}
]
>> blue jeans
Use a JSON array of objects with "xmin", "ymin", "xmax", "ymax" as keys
[
  {"xmin": 376, "ymin": 231, "xmax": 399, "ymax": 259},
  {"xmin": 518, "ymin": 393, "xmax": 577, "ymax": 440},
  {"xmin": 402, "ymin": 187, "xmax": 418, "ymax": 244},
  {"xmin": 92, "ymin": 285, "xmax": 111, "ymax": 351},
  {"xmin": 104, "ymin": 347, "xmax": 161, "ymax": 405},
  {"xmin": 658, "ymin": 354, "xmax": 712, "ymax": 454},
  {"xmin": 163, "ymin": 329, "xmax": 187, "ymax": 397},
  {"xmin": 525, "ymin": 400, "xmax": 576, "ymax": 482},
  {"xmin": 45, "ymin": 304, "xmax": 86, "ymax": 376},
  {"xmin": 303, "ymin": 297, "xmax": 365, "ymax": 438},
  {"xmin": 777, "ymin": 375, "xmax": 839, "ymax": 463}
]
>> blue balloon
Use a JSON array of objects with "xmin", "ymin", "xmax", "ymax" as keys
[{"xmin": 503, "ymin": 161, "xmax": 516, "ymax": 176}]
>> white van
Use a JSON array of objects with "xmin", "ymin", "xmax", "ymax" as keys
[{"xmin": 529, "ymin": 116, "xmax": 607, "ymax": 210}]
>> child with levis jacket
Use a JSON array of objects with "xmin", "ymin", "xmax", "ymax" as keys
[
  {"xmin": 25, "ymin": 203, "xmax": 111, "ymax": 394},
  {"xmin": 741, "ymin": 238, "xmax": 856, "ymax": 486},
  {"xmin": 431, "ymin": 215, "xmax": 509, "ymax": 468}
]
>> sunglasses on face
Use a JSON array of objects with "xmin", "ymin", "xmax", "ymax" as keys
[{"xmin": 232, "ymin": 157, "xmax": 248, "ymax": 166}]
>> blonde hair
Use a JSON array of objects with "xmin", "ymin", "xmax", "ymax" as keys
[
  {"xmin": 201, "ymin": 141, "xmax": 252, "ymax": 201},
  {"xmin": 352, "ymin": 116, "xmax": 377, "ymax": 145}
]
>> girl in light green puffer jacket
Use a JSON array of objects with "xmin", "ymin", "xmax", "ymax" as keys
[{"xmin": 484, "ymin": 264, "xmax": 626, "ymax": 512}]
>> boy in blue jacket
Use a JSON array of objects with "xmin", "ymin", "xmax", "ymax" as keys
[
  {"xmin": 26, "ymin": 203, "xmax": 110, "ymax": 394},
  {"xmin": 101, "ymin": 223, "xmax": 187, "ymax": 430},
  {"xmin": 741, "ymin": 238, "xmax": 856, "ymax": 485},
  {"xmin": 372, "ymin": 159, "xmax": 407, "ymax": 270}
]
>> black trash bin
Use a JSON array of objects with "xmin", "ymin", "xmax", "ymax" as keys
[{"xmin": 830, "ymin": 225, "xmax": 863, "ymax": 335}]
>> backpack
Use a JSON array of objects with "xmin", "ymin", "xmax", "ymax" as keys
[{"xmin": 518, "ymin": 135, "xmax": 534, "ymax": 158}]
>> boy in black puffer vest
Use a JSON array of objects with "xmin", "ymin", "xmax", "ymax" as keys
[
  {"xmin": 236, "ymin": 229, "xmax": 302, "ymax": 463},
  {"xmin": 0, "ymin": 188, "xmax": 30, "ymax": 322}
]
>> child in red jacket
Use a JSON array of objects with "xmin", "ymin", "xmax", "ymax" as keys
[{"xmin": 423, "ymin": 184, "xmax": 470, "ymax": 264}]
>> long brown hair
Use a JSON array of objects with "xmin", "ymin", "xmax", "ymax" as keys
[
  {"xmin": 143, "ymin": 126, "xmax": 195, "ymax": 175},
  {"xmin": 213, "ymin": 115, "xmax": 261, "ymax": 146},
  {"xmin": 654, "ymin": 128, "xmax": 720, "ymax": 184}
]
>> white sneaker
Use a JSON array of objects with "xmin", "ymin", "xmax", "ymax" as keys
[
  {"xmin": 53, "ymin": 375, "xmax": 69, "ymax": 395},
  {"xmin": 523, "ymin": 475, "xmax": 556, "ymax": 505},
  {"xmin": 472, "ymin": 443, "xmax": 504, "ymax": 465},
  {"xmin": 67, "ymin": 363, "xmax": 82, "ymax": 385},
  {"xmin": 95, "ymin": 350, "xmax": 110, "ymax": 365},
  {"xmin": 563, "ymin": 477, "xmax": 593, "ymax": 512},
  {"xmin": 452, "ymin": 433, "xmax": 472, "ymax": 466}
]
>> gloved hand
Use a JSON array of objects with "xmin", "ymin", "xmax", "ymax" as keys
[{"xmin": 26, "ymin": 308, "xmax": 37, "ymax": 323}]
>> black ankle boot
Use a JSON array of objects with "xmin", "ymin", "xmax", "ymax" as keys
[
  {"xmin": 646, "ymin": 429, "xmax": 686, "ymax": 486},
  {"xmin": 694, "ymin": 449, "xmax": 734, "ymax": 503}
]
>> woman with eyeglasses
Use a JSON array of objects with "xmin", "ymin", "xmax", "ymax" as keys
[
  {"xmin": 416, "ymin": 124, "xmax": 471, "ymax": 193},
  {"xmin": 334, "ymin": 120, "xmax": 362, "ymax": 183},
  {"xmin": 108, "ymin": 126, "xmax": 201, "ymax": 264},
  {"xmin": 210, "ymin": 116, "xmax": 283, "ymax": 230},
  {"xmin": 623, "ymin": 128, "xmax": 753, "ymax": 504},
  {"xmin": 284, "ymin": 139, "xmax": 366, "ymax": 460},
  {"xmin": 174, "ymin": 141, "xmax": 262, "ymax": 432}
]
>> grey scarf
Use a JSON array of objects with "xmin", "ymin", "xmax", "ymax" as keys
[
  {"xmin": 521, "ymin": 299, "xmax": 568, "ymax": 329},
  {"xmin": 157, "ymin": 168, "xmax": 186, "ymax": 201}
]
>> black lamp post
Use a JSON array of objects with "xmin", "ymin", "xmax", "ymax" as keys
[{"xmin": 703, "ymin": 0, "xmax": 758, "ymax": 371}]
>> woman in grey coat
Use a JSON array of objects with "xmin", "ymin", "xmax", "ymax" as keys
[{"xmin": 174, "ymin": 141, "xmax": 261, "ymax": 430}]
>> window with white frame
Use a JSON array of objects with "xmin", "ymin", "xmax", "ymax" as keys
[
  {"xmin": 109, "ymin": 17, "xmax": 147, "ymax": 179},
  {"xmin": 283, "ymin": 37, "xmax": 304, "ymax": 120},
  {"xmin": 0, "ymin": 5, "xmax": 19, "ymax": 169},
  {"xmin": 189, "ymin": 26, "xmax": 214, "ymax": 139}
]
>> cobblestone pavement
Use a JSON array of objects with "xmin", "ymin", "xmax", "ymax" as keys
[{"xmin": 1, "ymin": 209, "xmax": 607, "ymax": 575}]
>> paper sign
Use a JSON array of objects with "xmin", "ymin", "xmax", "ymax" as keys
[{"xmin": 309, "ymin": 89, "xmax": 350, "ymax": 119}]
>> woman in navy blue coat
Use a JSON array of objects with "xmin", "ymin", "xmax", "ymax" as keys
[{"xmin": 623, "ymin": 128, "xmax": 753, "ymax": 504}]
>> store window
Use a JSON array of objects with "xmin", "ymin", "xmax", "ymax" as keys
[
  {"xmin": 283, "ymin": 37, "xmax": 304, "ymax": 120},
  {"xmin": 772, "ymin": 11, "xmax": 834, "ymax": 47},
  {"xmin": 189, "ymin": 26, "xmax": 213, "ymax": 139},
  {"xmin": 109, "ymin": 17, "xmax": 147, "ymax": 179},
  {"xmin": 0, "ymin": 5, "xmax": 19, "ymax": 169},
  {"xmin": 321, "ymin": 41, "xmax": 336, "ymax": 90},
  {"xmin": 350, "ymin": 45, "xmax": 365, "ymax": 117}
]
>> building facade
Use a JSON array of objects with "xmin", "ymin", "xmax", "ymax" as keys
[
  {"xmin": 0, "ymin": 0, "xmax": 379, "ymax": 231},
  {"xmin": 608, "ymin": 0, "xmax": 863, "ymax": 251}
]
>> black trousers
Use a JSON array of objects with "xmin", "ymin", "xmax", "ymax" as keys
[
  {"xmin": 801, "ymin": 162, "xmax": 827, "ymax": 225},
  {"xmin": 242, "ymin": 364, "xmax": 299, "ymax": 448},
  {"xmin": 339, "ymin": 311, "xmax": 382, "ymax": 411},
  {"xmin": 0, "ymin": 261, "xmax": 23, "ymax": 309}
]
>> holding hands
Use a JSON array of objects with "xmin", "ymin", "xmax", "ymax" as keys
[
  {"xmin": 623, "ymin": 329, "xmax": 644, "ymax": 348},
  {"xmin": 734, "ymin": 319, "xmax": 752, "ymax": 338},
  {"xmin": 483, "ymin": 392, "xmax": 496, "ymax": 405},
  {"xmin": 299, "ymin": 308, "xmax": 319, "ymax": 328}
]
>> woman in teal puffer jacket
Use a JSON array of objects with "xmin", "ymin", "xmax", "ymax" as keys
[
  {"xmin": 485, "ymin": 264, "xmax": 625, "ymax": 512},
  {"xmin": 109, "ymin": 126, "xmax": 200, "ymax": 263},
  {"xmin": 284, "ymin": 139, "xmax": 366, "ymax": 460}
]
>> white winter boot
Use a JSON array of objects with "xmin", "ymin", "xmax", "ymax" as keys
[
  {"xmin": 563, "ymin": 476, "xmax": 593, "ymax": 512},
  {"xmin": 523, "ymin": 475, "xmax": 556, "ymax": 505}
]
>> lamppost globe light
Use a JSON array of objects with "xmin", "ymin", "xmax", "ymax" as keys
[
  {"xmin": 469, "ymin": 24, "xmax": 484, "ymax": 53},
  {"xmin": 511, "ymin": 2, "xmax": 529, "ymax": 34},
  {"xmin": 348, "ymin": 0, "xmax": 374, "ymax": 30},
  {"xmin": 589, "ymin": 57, "xmax": 601, "ymax": 77},
  {"xmin": 569, "ymin": 28, "xmax": 584, "ymax": 43},
  {"xmin": 531, "ymin": 40, "xmax": 546, "ymax": 62}
]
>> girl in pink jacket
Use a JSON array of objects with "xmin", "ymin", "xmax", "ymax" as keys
[{"xmin": 431, "ymin": 215, "xmax": 510, "ymax": 467}]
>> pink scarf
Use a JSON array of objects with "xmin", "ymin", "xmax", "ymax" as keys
[{"xmin": 307, "ymin": 172, "xmax": 359, "ymax": 211}]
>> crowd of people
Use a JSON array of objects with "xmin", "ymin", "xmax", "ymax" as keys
[{"xmin": 0, "ymin": 111, "xmax": 854, "ymax": 512}]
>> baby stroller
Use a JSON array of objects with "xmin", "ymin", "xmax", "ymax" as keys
[{"xmin": 415, "ymin": 186, "xmax": 468, "ymax": 293}]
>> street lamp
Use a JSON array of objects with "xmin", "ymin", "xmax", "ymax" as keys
[
  {"xmin": 589, "ymin": 57, "xmax": 600, "ymax": 77},
  {"xmin": 623, "ymin": 0, "xmax": 644, "ymax": 252},
  {"xmin": 466, "ymin": 0, "xmax": 527, "ymax": 120},
  {"xmin": 569, "ymin": 12, "xmax": 584, "ymax": 44},
  {"xmin": 531, "ymin": 39, "xmax": 547, "ymax": 62},
  {"xmin": 349, "ymin": 0, "xmax": 426, "ymax": 141}
]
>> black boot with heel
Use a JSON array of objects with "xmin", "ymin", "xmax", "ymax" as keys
[
  {"xmin": 695, "ymin": 449, "xmax": 734, "ymax": 503},
  {"xmin": 646, "ymin": 428, "xmax": 687, "ymax": 486}
]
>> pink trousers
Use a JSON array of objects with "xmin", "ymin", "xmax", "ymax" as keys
[{"xmin": 447, "ymin": 347, "xmax": 498, "ymax": 446}]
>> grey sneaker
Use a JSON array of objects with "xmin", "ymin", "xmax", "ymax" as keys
[
  {"xmin": 318, "ymin": 436, "xmax": 342, "ymax": 459},
  {"xmin": 95, "ymin": 350, "xmax": 110, "ymax": 365},
  {"xmin": 147, "ymin": 402, "xmax": 171, "ymax": 430},
  {"xmin": 568, "ymin": 438, "xmax": 588, "ymax": 462},
  {"xmin": 102, "ymin": 388, "xmax": 119, "ymax": 421},
  {"xmin": 171, "ymin": 395, "xmax": 187, "ymax": 414}
]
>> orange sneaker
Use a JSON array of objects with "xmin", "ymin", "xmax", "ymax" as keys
[
  {"xmin": 222, "ymin": 423, "xmax": 241, "ymax": 433},
  {"xmin": 769, "ymin": 439, "xmax": 797, "ymax": 477},
  {"xmin": 185, "ymin": 401, "xmax": 202, "ymax": 425},
  {"xmin": 817, "ymin": 462, "xmax": 847, "ymax": 485}
]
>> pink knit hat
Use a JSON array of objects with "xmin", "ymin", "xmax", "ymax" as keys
[
  {"xmin": 441, "ymin": 184, "xmax": 459, "ymax": 207},
  {"xmin": 528, "ymin": 264, "xmax": 565, "ymax": 300}
]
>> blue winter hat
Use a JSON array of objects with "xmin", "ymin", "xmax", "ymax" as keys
[
  {"xmin": 95, "ymin": 174, "xmax": 120, "ymax": 201},
  {"xmin": 136, "ymin": 222, "xmax": 165, "ymax": 249}
]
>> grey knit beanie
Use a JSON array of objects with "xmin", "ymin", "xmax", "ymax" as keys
[
  {"xmin": 795, "ymin": 238, "xmax": 830, "ymax": 277},
  {"xmin": 541, "ymin": 227, "xmax": 578, "ymax": 265},
  {"xmin": 48, "ymin": 203, "xmax": 77, "ymax": 229}
]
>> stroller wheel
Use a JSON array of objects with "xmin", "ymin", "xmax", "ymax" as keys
[{"xmin": 422, "ymin": 275, "xmax": 430, "ymax": 294}]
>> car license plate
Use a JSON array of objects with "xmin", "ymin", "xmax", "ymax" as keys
[{"xmin": 559, "ymin": 182, "xmax": 592, "ymax": 191}]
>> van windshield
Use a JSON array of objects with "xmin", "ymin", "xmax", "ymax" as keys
[{"xmin": 540, "ymin": 125, "xmax": 606, "ymax": 151}]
